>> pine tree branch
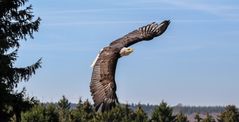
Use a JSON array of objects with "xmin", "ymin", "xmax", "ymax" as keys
[{"xmin": 14, "ymin": 58, "xmax": 42, "ymax": 81}]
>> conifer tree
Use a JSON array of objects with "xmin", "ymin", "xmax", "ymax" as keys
[
  {"xmin": 21, "ymin": 104, "xmax": 46, "ymax": 122},
  {"xmin": 81, "ymin": 99, "xmax": 94, "ymax": 121},
  {"xmin": 134, "ymin": 104, "xmax": 148, "ymax": 122},
  {"xmin": 94, "ymin": 104, "xmax": 136, "ymax": 122},
  {"xmin": 71, "ymin": 98, "xmax": 95, "ymax": 121},
  {"xmin": 21, "ymin": 103, "xmax": 59, "ymax": 122},
  {"xmin": 58, "ymin": 96, "xmax": 71, "ymax": 110},
  {"xmin": 202, "ymin": 113, "xmax": 215, "ymax": 122},
  {"xmin": 0, "ymin": 0, "xmax": 41, "ymax": 121},
  {"xmin": 76, "ymin": 97, "xmax": 83, "ymax": 111},
  {"xmin": 58, "ymin": 96, "xmax": 71, "ymax": 122},
  {"xmin": 45, "ymin": 103, "xmax": 59, "ymax": 122},
  {"xmin": 71, "ymin": 98, "xmax": 84, "ymax": 122},
  {"xmin": 151, "ymin": 101, "xmax": 176, "ymax": 122},
  {"xmin": 175, "ymin": 112, "xmax": 189, "ymax": 122},
  {"xmin": 122, "ymin": 104, "xmax": 136, "ymax": 121},
  {"xmin": 218, "ymin": 105, "xmax": 239, "ymax": 122},
  {"xmin": 194, "ymin": 112, "xmax": 202, "ymax": 122}
]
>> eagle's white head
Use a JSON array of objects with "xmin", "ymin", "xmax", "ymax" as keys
[{"xmin": 120, "ymin": 47, "xmax": 134, "ymax": 57}]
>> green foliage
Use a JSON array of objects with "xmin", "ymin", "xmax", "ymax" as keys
[
  {"xmin": 175, "ymin": 112, "xmax": 189, "ymax": 122},
  {"xmin": 218, "ymin": 105, "xmax": 239, "ymax": 122},
  {"xmin": 45, "ymin": 104, "xmax": 59, "ymax": 122},
  {"xmin": 21, "ymin": 104, "xmax": 46, "ymax": 122},
  {"xmin": 58, "ymin": 96, "xmax": 71, "ymax": 122},
  {"xmin": 202, "ymin": 113, "xmax": 215, "ymax": 122},
  {"xmin": 151, "ymin": 101, "xmax": 176, "ymax": 122},
  {"xmin": 58, "ymin": 96, "xmax": 71, "ymax": 110},
  {"xmin": 0, "ymin": 0, "xmax": 41, "ymax": 121},
  {"xmin": 122, "ymin": 104, "xmax": 137, "ymax": 122},
  {"xmin": 134, "ymin": 104, "xmax": 148, "ymax": 122},
  {"xmin": 21, "ymin": 103, "xmax": 59, "ymax": 122},
  {"xmin": 70, "ymin": 98, "xmax": 84, "ymax": 122},
  {"xmin": 94, "ymin": 104, "xmax": 138, "ymax": 122},
  {"xmin": 20, "ymin": 98, "xmax": 239, "ymax": 122},
  {"xmin": 71, "ymin": 99, "xmax": 95, "ymax": 122},
  {"xmin": 82, "ymin": 99, "xmax": 93, "ymax": 114},
  {"xmin": 95, "ymin": 105, "xmax": 126, "ymax": 122},
  {"xmin": 194, "ymin": 112, "xmax": 202, "ymax": 122}
]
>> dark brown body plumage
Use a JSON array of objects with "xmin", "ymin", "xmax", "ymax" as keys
[{"xmin": 90, "ymin": 20, "xmax": 170, "ymax": 112}]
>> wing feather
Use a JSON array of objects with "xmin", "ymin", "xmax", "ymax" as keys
[
  {"xmin": 109, "ymin": 20, "xmax": 170, "ymax": 48},
  {"xmin": 90, "ymin": 48, "xmax": 119, "ymax": 112}
]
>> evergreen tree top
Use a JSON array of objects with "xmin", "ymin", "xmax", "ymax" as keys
[{"xmin": 0, "ymin": 0, "xmax": 41, "ymax": 121}]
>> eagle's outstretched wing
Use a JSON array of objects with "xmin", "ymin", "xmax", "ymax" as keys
[
  {"xmin": 90, "ymin": 46, "xmax": 120, "ymax": 112},
  {"xmin": 90, "ymin": 20, "xmax": 170, "ymax": 112},
  {"xmin": 110, "ymin": 20, "xmax": 170, "ymax": 48}
]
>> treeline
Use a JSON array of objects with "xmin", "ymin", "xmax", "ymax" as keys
[
  {"xmin": 129, "ymin": 104, "xmax": 225, "ymax": 116},
  {"xmin": 16, "ymin": 96, "xmax": 239, "ymax": 122},
  {"xmin": 173, "ymin": 105, "xmax": 225, "ymax": 114}
]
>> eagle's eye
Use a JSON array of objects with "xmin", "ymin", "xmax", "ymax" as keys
[{"xmin": 128, "ymin": 48, "xmax": 133, "ymax": 51}]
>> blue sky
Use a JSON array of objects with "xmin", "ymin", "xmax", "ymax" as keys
[{"xmin": 17, "ymin": 0, "xmax": 239, "ymax": 106}]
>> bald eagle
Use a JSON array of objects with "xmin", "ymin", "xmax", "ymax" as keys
[{"xmin": 90, "ymin": 20, "xmax": 170, "ymax": 112}]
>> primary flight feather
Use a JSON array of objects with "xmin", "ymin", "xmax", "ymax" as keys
[{"xmin": 90, "ymin": 20, "xmax": 170, "ymax": 112}]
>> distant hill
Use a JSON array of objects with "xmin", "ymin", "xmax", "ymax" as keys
[
  {"xmin": 69, "ymin": 102, "xmax": 225, "ymax": 115},
  {"xmin": 128, "ymin": 103, "xmax": 225, "ymax": 122},
  {"xmin": 129, "ymin": 103, "xmax": 224, "ymax": 116}
]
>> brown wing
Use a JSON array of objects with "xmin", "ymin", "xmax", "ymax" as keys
[
  {"xmin": 109, "ymin": 20, "xmax": 170, "ymax": 48},
  {"xmin": 90, "ymin": 20, "xmax": 170, "ymax": 112},
  {"xmin": 90, "ymin": 47, "xmax": 119, "ymax": 112}
]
